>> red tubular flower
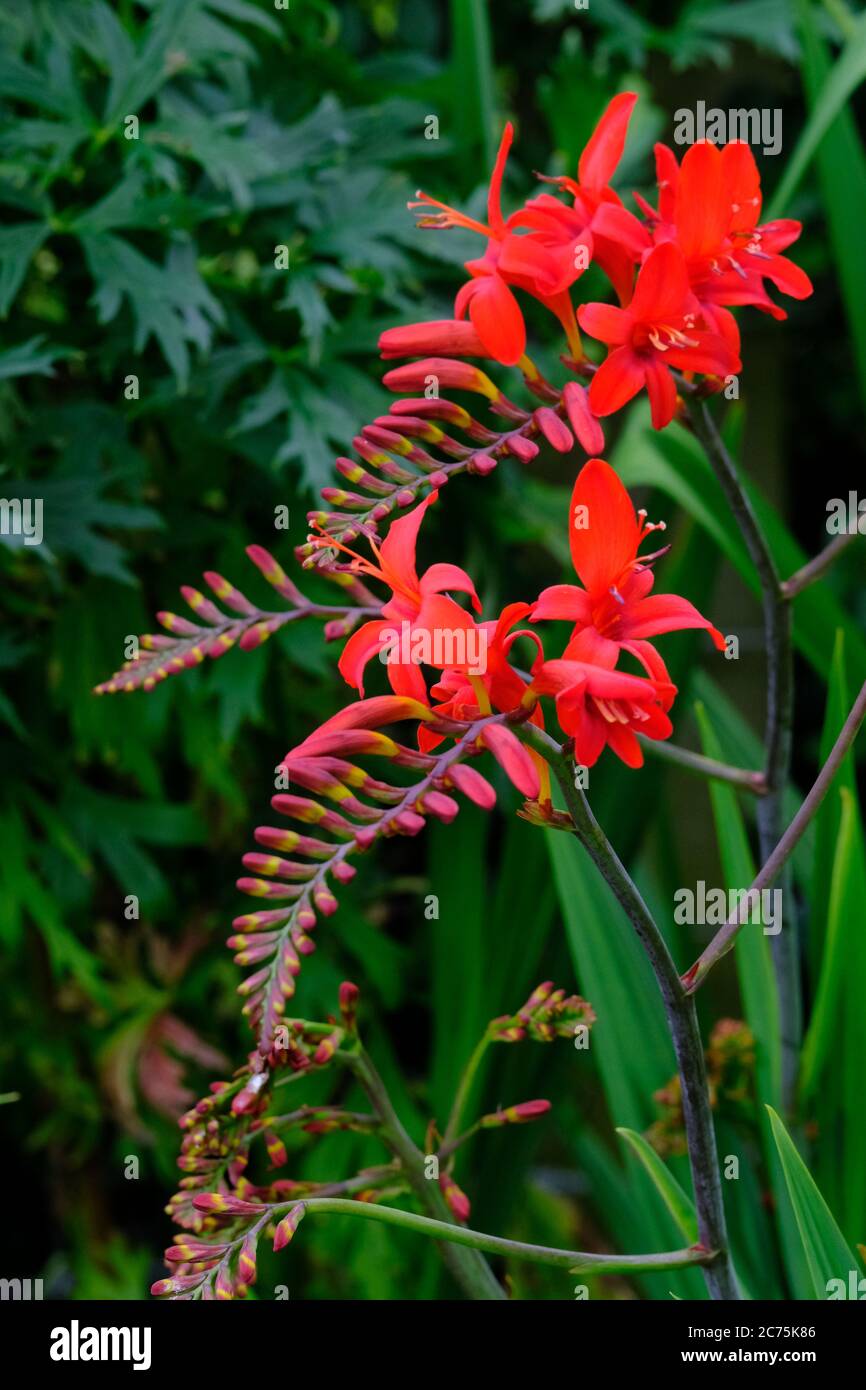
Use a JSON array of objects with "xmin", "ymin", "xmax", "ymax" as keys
[
  {"xmin": 308, "ymin": 492, "xmax": 480, "ymax": 702},
  {"xmin": 643, "ymin": 140, "xmax": 813, "ymax": 351},
  {"xmin": 578, "ymin": 242, "xmax": 741, "ymax": 428},
  {"xmin": 530, "ymin": 646, "xmax": 675, "ymax": 768},
  {"xmin": 410, "ymin": 115, "xmax": 609, "ymax": 365},
  {"xmin": 414, "ymin": 600, "xmax": 549, "ymax": 802},
  {"xmin": 410, "ymin": 123, "xmax": 530, "ymax": 365},
  {"xmin": 514, "ymin": 91, "xmax": 651, "ymax": 308},
  {"xmin": 532, "ymin": 458, "xmax": 724, "ymax": 691},
  {"xmin": 419, "ymin": 603, "xmax": 539, "ymax": 736}
]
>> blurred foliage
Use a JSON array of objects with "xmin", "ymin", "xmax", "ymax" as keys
[{"xmin": 2, "ymin": 0, "xmax": 865, "ymax": 1301}]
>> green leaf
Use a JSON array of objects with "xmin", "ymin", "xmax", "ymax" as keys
[
  {"xmin": 801, "ymin": 787, "xmax": 863, "ymax": 1089},
  {"xmin": 102, "ymin": 0, "xmax": 201, "ymax": 126},
  {"xmin": 690, "ymin": 671, "xmax": 815, "ymax": 892},
  {"xmin": 449, "ymin": 0, "xmax": 498, "ymax": 171},
  {"xmin": 0, "ymin": 222, "xmax": 49, "ymax": 316},
  {"xmin": 801, "ymin": 782, "xmax": 866, "ymax": 1240},
  {"xmin": 767, "ymin": 1106, "xmax": 861, "ymax": 1298},
  {"xmin": 769, "ymin": 7, "xmax": 866, "ymax": 216},
  {"xmin": 785, "ymin": 0, "xmax": 866, "ymax": 417},
  {"xmin": 616, "ymin": 1128, "xmax": 698, "ymax": 1244},
  {"xmin": 547, "ymin": 828, "xmax": 674, "ymax": 1131},
  {"xmin": 81, "ymin": 232, "xmax": 223, "ymax": 386},
  {"xmin": 806, "ymin": 631, "xmax": 857, "ymax": 975},
  {"xmin": 0, "ymin": 335, "xmax": 73, "ymax": 381}
]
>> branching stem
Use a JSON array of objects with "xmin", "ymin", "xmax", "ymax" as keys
[{"xmin": 514, "ymin": 722, "xmax": 741, "ymax": 1300}]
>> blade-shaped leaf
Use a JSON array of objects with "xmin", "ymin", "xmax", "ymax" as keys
[
  {"xmin": 616, "ymin": 1127, "xmax": 698, "ymax": 1244},
  {"xmin": 767, "ymin": 1106, "xmax": 862, "ymax": 1298}
]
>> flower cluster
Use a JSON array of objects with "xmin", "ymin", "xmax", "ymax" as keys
[
  {"xmin": 153, "ymin": 982, "xmax": 588, "ymax": 1298},
  {"xmin": 312, "ymin": 454, "xmax": 725, "ymax": 774},
  {"xmin": 400, "ymin": 91, "xmax": 810, "ymax": 429},
  {"xmin": 91, "ymin": 97, "xmax": 814, "ymax": 1296}
]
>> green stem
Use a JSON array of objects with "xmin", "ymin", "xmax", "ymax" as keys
[
  {"xmin": 443, "ymin": 1029, "xmax": 492, "ymax": 1145},
  {"xmin": 515, "ymin": 722, "xmax": 740, "ymax": 1301},
  {"xmin": 344, "ymin": 1046, "xmax": 506, "ymax": 1300},
  {"xmin": 287, "ymin": 1197, "xmax": 713, "ymax": 1276},
  {"xmin": 639, "ymin": 735, "xmax": 767, "ymax": 795}
]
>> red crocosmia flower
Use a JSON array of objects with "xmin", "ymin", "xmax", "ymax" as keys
[
  {"xmin": 640, "ymin": 141, "xmax": 813, "ymax": 355},
  {"xmin": 530, "ymin": 643, "xmax": 676, "ymax": 769},
  {"xmin": 419, "ymin": 601, "xmax": 550, "ymax": 801},
  {"xmin": 454, "ymin": 242, "xmax": 530, "ymax": 367},
  {"xmin": 419, "ymin": 602, "xmax": 542, "ymax": 746},
  {"xmin": 578, "ymin": 242, "xmax": 741, "ymax": 429},
  {"xmin": 308, "ymin": 493, "xmax": 481, "ymax": 702},
  {"xmin": 516, "ymin": 91, "xmax": 651, "ymax": 308},
  {"xmin": 532, "ymin": 458, "xmax": 725, "ymax": 689},
  {"xmin": 411, "ymin": 123, "xmax": 592, "ymax": 365}
]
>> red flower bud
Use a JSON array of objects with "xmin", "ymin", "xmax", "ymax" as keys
[
  {"xmin": 339, "ymin": 982, "xmax": 360, "ymax": 1033},
  {"xmin": 480, "ymin": 1099, "xmax": 551, "ymax": 1128},
  {"xmin": 273, "ymin": 1202, "xmax": 307, "ymax": 1252},
  {"xmin": 192, "ymin": 1193, "xmax": 262, "ymax": 1215},
  {"xmin": 563, "ymin": 381, "xmax": 605, "ymax": 455},
  {"xmin": 439, "ymin": 1172, "xmax": 471, "ymax": 1224},
  {"xmin": 379, "ymin": 320, "xmax": 489, "ymax": 360}
]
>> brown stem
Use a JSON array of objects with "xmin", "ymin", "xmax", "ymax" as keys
[
  {"xmin": 686, "ymin": 402, "xmax": 799, "ymax": 1111},
  {"xmin": 682, "ymin": 678, "xmax": 866, "ymax": 993},
  {"xmin": 517, "ymin": 723, "xmax": 740, "ymax": 1300},
  {"xmin": 781, "ymin": 529, "xmax": 861, "ymax": 599}
]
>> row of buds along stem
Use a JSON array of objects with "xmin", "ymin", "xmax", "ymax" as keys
[
  {"xmin": 94, "ymin": 544, "xmax": 381, "ymax": 694},
  {"xmin": 231, "ymin": 698, "xmax": 540, "ymax": 1055},
  {"xmin": 299, "ymin": 320, "xmax": 608, "ymax": 560}
]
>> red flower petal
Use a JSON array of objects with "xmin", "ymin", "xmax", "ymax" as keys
[
  {"xmin": 448, "ymin": 762, "xmax": 497, "ymax": 809},
  {"xmin": 378, "ymin": 491, "xmax": 438, "ymax": 594},
  {"xmin": 488, "ymin": 123, "xmax": 514, "ymax": 233},
  {"xmin": 532, "ymin": 584, "xmax": 592, "ymax": 624},
  {"xmin": 420, "ymin": 562, "xmax": 482, "ymax": 612},
  {"xmin": 569, "ymin": 457, "xmax": 640, "ymax": 593},
  {"xmin": 480, "ymin": 724, "xmax": 540, "ymax": 798},
  {"xmin": 379, "ymin": 320, "xmax": 488, "ymax": 360},
  {"xmin": 533, "ymin": 406, "xmax": 574, "ymax": 453},
  {"xmin": 456, "ymin": 273, "xmax": 526, "ymax": 366},
  {"xmin": 588, "ymin": 346, "xmax": 645, "ymax": 418},
  {"xmin": 674, "ymin": 141, "xmax": 729, "ymax": 259},
  {"xmin": 337, "ymin": 620, "xmax": 394, "ymax": 696},
  {"xmin": 577, "ymin": 301, "xmax": 630, "ymax": 346},
  {"xmin": 562, "ymin": 381, "xmax": 605, "ymax": 455},
  {"xmin": 578, "ymin": 92, "xmax": 638, "ymax": 192},
  {"xmin": 620, "ymin": 594, "xmax": 726, "ymax": 649},
  {"xmin": 629, "ymin": 241, "xmax": 691, "ymax": 322},
  {"xmin": 643, "ymin": 357, "xmax": 678, "ymax": 430}
]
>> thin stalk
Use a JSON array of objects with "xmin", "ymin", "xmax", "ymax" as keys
[
  {"xmin": 282, "ymin": 1197, "xmax": 713, "ymax": 1275},
  {"xmin": 443, "ymin": 1028, "xmax": 492, "ymax": 1145},
  {"xmin": 687, "ymin": 402, "xmax": 799, "ymax": 1112},
  {"xmin": 516, "ymin": 722, "xmax": 740, "ymax": 1301},
  {"xmin": 344, "ymin": 1046, "xmax": 506, "ymax": 1300},
  {"xmin": 638, "ymin": 735, "xmax": 767, "ymax": 795},
  {"xmin": 682, "ymin": 677, "xmax": 866, "ymax": 993},
  {"xmin": 781, "ymin": 529, "xmax": 860, "ymax": 599}
]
